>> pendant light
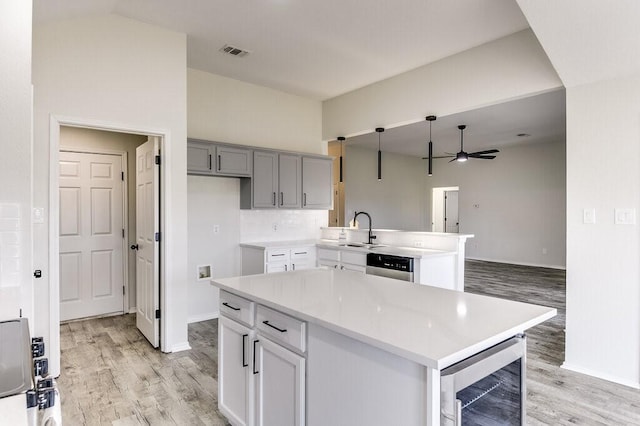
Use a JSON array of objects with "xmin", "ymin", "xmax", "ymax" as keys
[
  {"xmin": 375, "ymin": 127, "xmax": 384, "ymax": 181},
  {"xmin": 425, "ymin": 115, "xmax": 436, "ymax": 176},
  {"xmin": 337, "ymin": 136, "xmax": 345, "ymax": 183}
]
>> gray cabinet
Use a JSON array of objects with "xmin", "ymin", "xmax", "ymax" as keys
[
  {"xmin": 187, "ymin": 141, "xmax": 215, "ymax": 175},
  {"xmin": 250, "ymin": 152, "xmax": 301, "ymax": 209},
  {"xmin": 302, "ymin": 157, "xmax": 333, "ymax": 209},
  {"xmin": 215, "ymin": 145, "xmax": 252, "ymax": 176},
  {"xmin": 187, "ymin": 140, "xmax": 252, "ymax": 177}
]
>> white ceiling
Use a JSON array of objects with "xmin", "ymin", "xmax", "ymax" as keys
[
  {"xmin": 344, "ymin": 89, "xmax": 566, "ymax": 158},
  {"xmin": 33, "ymin": 0, "xmax": 566, "ymax": 154},
  {"xmin": 33, "ymin": 0, "xmax": 530, "ymax": 100}
]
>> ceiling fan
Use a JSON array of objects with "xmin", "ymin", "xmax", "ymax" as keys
[{"xmin": 424, "ymin": 124, "xmax": 499, "ymax": 163}]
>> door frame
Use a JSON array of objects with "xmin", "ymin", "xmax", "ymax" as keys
[
  {"xmin": 58, "ymin": 147, "xmax": 129, "ymax": 315},
  {"xmin": 49, "ymin": 115, "xmax": 169, "ymax": 373},
  {"xmin": 431, "ymin": 186, "xmax": 459, "ymax": 232}
]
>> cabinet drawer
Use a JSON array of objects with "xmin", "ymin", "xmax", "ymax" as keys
[
  {"xmin": 290, "ymin": 246, "xmax": 315, "ymax": 260},
  {"xmin": 317, "ymin": 248, "xmax": 340, "ymax": 261},
  {"xmin": 256, "ymin": 305, "xmax": 306, "ymax": 353},
  {"xmin": 220, "ymin": 291, "xmax": 255, "ymax": 327},
  {"xmin": 341, "ymin": 251, "xmax": 366, "ymax": 266},
  {"xmin": 266, "ymin": 248, "xmax": 290, "ymax": 262}
]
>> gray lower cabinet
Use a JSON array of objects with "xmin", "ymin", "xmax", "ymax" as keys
[
  {"xmin": 302, "ymin": 157, "xmax": 333, "ymax": 209},
  {"xmin": 250, "ymin": 151, "xmax": 301, "ymax": 209},
  {"xmin": 187, "ymin": 140, "xmax": 251, "ymax": 177}
]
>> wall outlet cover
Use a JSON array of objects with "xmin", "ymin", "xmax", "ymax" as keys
[
  {"xmin": 614, "ymin": 208, "xmax": 636, "ymax": 225},
  {"xmin": 583, "ymin": 208, "xmax": 596, "ymax": 224}
]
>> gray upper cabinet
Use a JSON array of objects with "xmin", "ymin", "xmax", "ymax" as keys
[
  {"xmin": 251, "ymin": 152, "xmax": 301, "ymax": 209},
  {"xmin": 214, "ymin": 146, "xmax": 252, "ymax": 176},
  {"xmin": 188, "ymin": 140, "xmax": 252, "ymax": 177},
  {"xmin": 279, "ymin": 154, "xmax": 301, "ymax": 208},
  {"xmin": 253, "ymin": 151, "xmax": 278, "ymax": 208},
  {"xmin": 302, "ymin": 157, "xmax": 333, "ymax": 209},
  {"xmin": 187, "ymin": 141, "xmax": 215, "ymax": 175}
]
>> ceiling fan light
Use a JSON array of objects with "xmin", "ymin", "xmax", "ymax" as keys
[{"xmin": 456, "ymin": 152, "xmax": 468, "ymax": 162}]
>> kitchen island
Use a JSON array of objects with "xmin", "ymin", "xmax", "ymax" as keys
[{"xmin": 211, "ymin": 268, "xmax": 555, "ymax": 426}]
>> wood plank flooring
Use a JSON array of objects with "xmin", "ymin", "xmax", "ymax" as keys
[{"xmin": 57, "ymin": 261, "xmax": 640, "ymax": 425}]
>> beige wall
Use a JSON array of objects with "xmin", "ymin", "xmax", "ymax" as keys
[
  {"xmin": 322, "ymin": 29, "xmax": 563, "ymax": 141},
  {"xmin": 60, "ymin": 126, "xmax": 147, "ymax": 310},
  {"xmin": 188, "ymin": 68, "xmax": 324, "ymax": 154},
  {"xmin": 33, "ymin": 14, "xmax": 188, "ymax": 375},
  {"xmin": 0, "ymin": 1, "xmax": 32, "ymax": 322}
]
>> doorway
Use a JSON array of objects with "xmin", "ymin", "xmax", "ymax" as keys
[
  {"xmin": 50, "ymin": 118, "xmax": 167, "ymax": 375},
  {"xmin": 432, "ymin": 186, "xmax": 459, "ymax": 232}
]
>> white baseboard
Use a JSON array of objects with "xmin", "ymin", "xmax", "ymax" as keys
[
  {"xmin": 129, "ymin": 307, "xmax": 136, "ymax": 314},
  {"xmin": 561, "ymin": 362, "xmax": 640, "ymax": 389},
  {"xmin": 188, "ymin": 311, "xmax": 220, "ymax": 324},
  {"xmin": 170, "ymin": 341, "xmax": 192, "ymax": 352},
  {"xmin": 465, "ymin": 256, "xmax": 566, "ymax": 270}
]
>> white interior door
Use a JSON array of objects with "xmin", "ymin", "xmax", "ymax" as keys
[
  {"xmin": 444, "ymin": 190, "xmax": 459, "ymax": 233},
  {"xmin": 135, "ymin": 138, "xmax": 160, "ymax": 347},
  {"xmin": 59, "ymin": 151, "xmax": 125, "ymax": 321}
]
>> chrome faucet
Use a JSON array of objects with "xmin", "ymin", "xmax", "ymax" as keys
[{"xmin": 353, "ymin": 211, "xmax": 376, "ymax": 245}]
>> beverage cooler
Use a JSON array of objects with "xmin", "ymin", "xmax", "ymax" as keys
[{"xmin": 441, "ymin": 335, "xmax": 526, "ymax": 426}]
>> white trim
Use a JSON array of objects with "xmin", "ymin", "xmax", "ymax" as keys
[
  {"xmin": 561, "ymin": 362, "xmax": 640, "ymax": 389},
  {"xmin": 465, "ymin": 256, "xmax": 566, "ymax": 270},
  {"xmin": 188, "ymin": 312, "xmax": 220, "ymax": 324},
  {"xmin": 170, "ymin": 341, "xmax": 192, "ymax": 352},
  {"xmin": 59, "ymin": 147, "xmax": 130, "ymax": 314},
  {"xmin": 49, "ymin": 114, "xmax": 171, "ymax": 378},
  {"xmin": 129, "ymin": 307, "xmax": 137, "ymax": 314}
]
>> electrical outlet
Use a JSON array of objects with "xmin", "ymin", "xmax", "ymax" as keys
[
  {"xmin": 213, "ymin": 225, "xmax": 220, "ymax": 234},
  {"xmin": 414, "ymin": 241, "xmax": 424, "ymax": 247},
  {"xmin": 272, "ymin": 223, "xmax": 278, "ymax": 231}
]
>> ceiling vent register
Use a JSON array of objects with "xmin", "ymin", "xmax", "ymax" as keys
[{"xmin": 219, "ymin": 44, "xmax": 250, "ymax": 57}]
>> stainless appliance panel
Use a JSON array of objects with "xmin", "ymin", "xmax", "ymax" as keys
[
  {"xmin": 365, "ymin": 265, "xmax": 413, "ymax": 282},
  {"xmin": 0, "ymin": 318, "xmax": 32, "ymax": 398}
]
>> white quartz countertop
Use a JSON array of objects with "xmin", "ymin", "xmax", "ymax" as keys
[
  {"xmin": 316, "ymin": 239, "xmax": 456, "ymax": 259},
  {"xmin": 211, "ymin": 269, "xmax": 556, "ymax": 370},
  {"xmin": 240, "ymin": 240, "xmax": 318, "ymax": 249}
]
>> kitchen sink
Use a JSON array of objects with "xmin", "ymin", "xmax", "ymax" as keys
[{"xmin": 340, "ymin": 243, "xmax": 387, "ymax": 249}]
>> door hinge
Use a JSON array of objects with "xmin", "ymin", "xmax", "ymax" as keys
[
  {"xmin": 121, "ymin": 171, "xmax": 124, "ymax": 181},
  {"xmin": 155, "ymin": 155, "xmax": 161, "ymax": 165},
  {"xmin": 122, "ymin": 286, "xmax": 125, "ymax": 295},
  {"xmin": 122, "ymin": 229, "xmax": 125, "ymax": 238},
  {"xmin": 155, "ymin": 232, "xmax": 161, "ymax": 242},
  {"xmin": 155, "ymin": 309, "xmax": 161, "ymax": 319}
]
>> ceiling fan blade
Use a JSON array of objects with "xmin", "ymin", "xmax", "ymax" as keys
[
  {"xmin": 469, "ymin": 155, "xmax": 496, "ymax": 159},
  {"xmin": 469, "ymin": 149, "xmax": 499, "ymax": 155},
  {"xmin": 448, "ymin": 158, "xmax": 458, "ymax": 163},
  {"xmin": 421, "ymin": 155, "xmax": 454, "ymax": 159}
]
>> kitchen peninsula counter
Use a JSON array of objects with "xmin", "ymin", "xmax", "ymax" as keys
[{"xmin": 211, "ymin": 269, "xmax": 555, "ymax": 426}]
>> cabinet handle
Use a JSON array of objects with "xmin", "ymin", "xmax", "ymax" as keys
[
  {"xmin": 253, "ymin": 340, "xmax": 259, "ymax": 374},
  {"xmin": 262, "ymin": 320, "xmax": 287, "ymax": 333},
  {"xmin": 273, "ymin": 192, "xmax": 276, "ymax": 206},
  {"xmin": 294, "ymin": 252, "xmax": 307, "ymax": 255},
  {"xmin": 208, "ymin": 154, "xmax": 212, "ymax": 170},
  {"xmin": 340, "ymin": 265, "xmax": 345, "ymax": 270},
  {"xmin": 292, "ymin": 264, "xmax": 295, "ymax": 271},
  {"xmin": 222, "ymin": 302, "xmax": 240, "ymax": 311},
  {"xmin": 303, "ymin": 192, "xmax": 307, "ymax": 206},
  {"xmin": 280, "ymin": 192, "xmax": 284, "ymax": 206},
  {"xmin": 271, "ymin": 253, "xmax": 285, "ymax": 257},
  {"xmin": 334, "ymin": 264, "xmax": 338, "ymax": 269},
  {"xmin": 217, "ymin": 154, "xmax": 221, "ymax": 171},
  {"xmin": 242, "ymin": 334, "xmax": 248, "ymax": 367}
]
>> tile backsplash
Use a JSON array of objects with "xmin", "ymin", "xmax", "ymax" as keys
[{"xmin": 240, "ymin": 210, "xmax": 328, "ymax": 243}]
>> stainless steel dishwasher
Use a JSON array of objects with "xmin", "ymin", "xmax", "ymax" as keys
[{"xmin": 365, "ymin": 253, "xmax": 414, "ymax": 282}]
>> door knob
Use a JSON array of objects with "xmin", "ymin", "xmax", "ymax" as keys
[{"xmin": 130, "ymin": 244, "xmax": 139, "ymax": 250}]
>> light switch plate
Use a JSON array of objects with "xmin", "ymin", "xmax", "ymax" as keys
[
  {"xmin": 32, "ymin": 207, "xmax": 45, "ymax": 224},
  {"xmin": 614, "ymin": 208, "xmax": 636, "ymax": 225},
  {"xmin": 583, "ymin": 208, "xmax": 596, "ymax": 224}
]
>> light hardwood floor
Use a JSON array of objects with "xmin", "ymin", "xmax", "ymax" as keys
[{"xmin": 58, "ymin": 261, "xmax": 640, "ymax": 425}]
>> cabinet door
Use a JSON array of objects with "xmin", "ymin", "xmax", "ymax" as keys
[
  {"xmin": 341, "ymin": 263, "xmax": 366, "ymax": 273},
  {"xmin": 219, "ymin": 317, "xmax": 254, "ymax": 426},
  {"xmin": 216, "ymin": 146, "xmax": 252, "ymax": 176},
  {"xmin": 187, "ymin": 141, "xmax": 214, "ymax": 174},
  {"xmin": 265, "ymin": 262, "xmax": 289, "ymax": 273},
  {"xmin": 302, "ymin": 157, "xmax": 333, "ymax": 209},
  {"xmin": 278, "ymin": 154, "xmax": 301, "ymax": 208},
  {"xmin": 255, "ymin": 337, "xmax": 305, "ymax": 426},
  {"xmin": 253, "ymin": 151, "xmax": 278, "ymax": 208}
]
